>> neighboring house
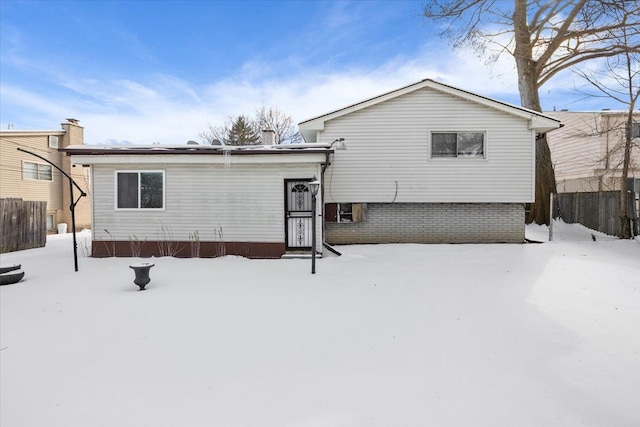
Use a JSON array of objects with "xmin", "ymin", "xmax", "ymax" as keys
[
  {"xmin": 545, "ymin": 110, "xmax": 640, "ymax": 193},
  {"xmin": 0, "ymin": 119, "xmax": 91, "ymax": 233},
  {"xmin": 64, "ymin": 79, "xmax": 560, "ymax": 258}
]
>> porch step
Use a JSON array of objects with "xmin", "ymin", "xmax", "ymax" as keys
[{"xmin": 281, "ymin": 252, "xmax": 322, "ymax": 259}]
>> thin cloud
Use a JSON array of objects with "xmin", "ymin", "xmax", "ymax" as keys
[
  {"xmin": 0, "ymin": 33, "xmax": 614, "ymax": 144},
  {"xmin": 1, "ymin": 44, "xmax": 527, "ymax": 144}
]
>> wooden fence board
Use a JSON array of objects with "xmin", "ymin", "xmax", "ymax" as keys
[
  {"xmin": 0, "ymin": 198, "xmax": 47, "ymax": 253},
  {"xmin": 556, "ymin": 191, "xmax": 620, "ymax": 236}
]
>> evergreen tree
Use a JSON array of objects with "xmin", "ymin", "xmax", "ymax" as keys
[{"xmin": 226, "ymin": 115, "xmax": 260, "ymax": 146}]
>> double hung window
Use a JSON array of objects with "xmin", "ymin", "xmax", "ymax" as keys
[
  {"xmin": 116, "ymin": 171, "xmax": 164, "ymax": 209},
  {"xmin": 431, "ymin": 132, "xmax": 485, "ymax": 158},
  {"xmin": 22, "ymin": 161, "xmax": 53, "ymax": 181}
]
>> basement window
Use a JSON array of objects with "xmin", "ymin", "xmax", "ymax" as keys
[
  {"xmin": 116, "ymin": 171, "xmax": 164, "ymax": 210},
  {"xmin": 325, "ymin": 203, "xmax": 366, "ymax": 223}
]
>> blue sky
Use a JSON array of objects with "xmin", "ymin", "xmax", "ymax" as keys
[{"xmin": 0, "ymin": 0, "xmax": 622, "ymax": 145}]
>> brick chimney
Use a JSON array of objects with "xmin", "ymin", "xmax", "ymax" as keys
[{"xmin": 60, "ymin": 118, "xmax": 84, "ymax": 148}]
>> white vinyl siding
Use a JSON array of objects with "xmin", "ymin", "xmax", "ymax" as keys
[
  {"xmin": 320, "ymin": 87, "xmax": 535, "ymax": 203},
  {"xmin": 91, "ymin": 163, "xmax": 321, "ymax": 243}
]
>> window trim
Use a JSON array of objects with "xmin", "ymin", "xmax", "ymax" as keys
[
  {"xmin": 48, "ymin": 135, "xmax": 59, "ymax": 149},
  {"xmin": 429, "ymin": 131, "xmax": 487, "ymax": 160},
  {"xmin": 22, "ymin": 160, "xmax": 53, "ymax": 181},
  {"xmin": 630, "ymin": 121, "xmax": 640, "ymax": 139},
  {"xmin": 114, "ymin": 170, "xmax": 165, "ymax": 211},
  {"xmin": 46, "ymin": 214, "xmax": 55, "ymax": 231}
]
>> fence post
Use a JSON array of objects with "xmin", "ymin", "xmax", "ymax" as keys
[{"xmin": 549, "ymin": 192, "xmax": 554, "ymax": 241}]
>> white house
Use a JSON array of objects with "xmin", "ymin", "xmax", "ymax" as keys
[
  {"xmin": 65, "ymin": 144, "xmax": 328, "ymax": 258},
  {"xmin": 299, "ymin": 79, "xmax": 561, "ymax": 245},
  {"xmin": 64, "ymin": 79, "xmax": 561, "ymax": 258}
]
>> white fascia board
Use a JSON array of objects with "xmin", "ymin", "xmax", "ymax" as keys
[
  {"xmin": 528, "ymin": 115, "xmax": 562, "ymax": 132},
  {"xmin": 0, "ymin": 130, "xmax": 66, "ymax": 137},
  {"xmin": 69, "ymin": 153, "xmax": 328, "ymax": 166}
]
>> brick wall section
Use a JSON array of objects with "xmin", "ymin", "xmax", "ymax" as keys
[{"xmin": 325, "ymin": 203, "xmax": 525, "ymax": 244}]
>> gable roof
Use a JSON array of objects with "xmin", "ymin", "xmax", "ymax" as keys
[{"xmin": 298, "ymin": 78, "xmax": 561, "ymax": 142}]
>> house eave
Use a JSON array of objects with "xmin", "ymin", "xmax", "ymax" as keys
[
  {"xmin": 65, "ymin": 145, "xmax": 332, "ymax": 166},
  {"xmin": 298, "ymin": 78, "xmax": 562, "ymax": 142},
  {"xmin": 0, "ymin": 130, "xmax": 66, "ymax": 137}
]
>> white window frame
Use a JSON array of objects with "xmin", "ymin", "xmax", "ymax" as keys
[
  {"xmin": 429, "ymin": 131, "xmax": 487, "ymax": 159},
  {"xmin": 22, "ymin": 161, "xmax": 53, "ymax": 181},
  {"xmin": 630, "ymin": 122, "xmax": 640, "ymax": 139},
  {"xmin": 114, "ymin": 170, "xmax": 165, "ymax": 211},
  {"xmin": 46, "ymin": 214, "xmax": 55, "ymax": 231},
  {"xmin": 48, "ymin": 135, "xmax": 59, "ymax": 149}
]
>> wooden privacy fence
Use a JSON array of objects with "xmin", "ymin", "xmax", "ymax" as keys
[
  {"xmin": 0, "ymin": 198, "xmax": 47, "ymax": 253},
  {"xmin": 555, "ymin": 191, "xmax": 620, "ymax": 236}
]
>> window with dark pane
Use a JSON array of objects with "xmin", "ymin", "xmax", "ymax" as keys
[
  {"xmin": 117, "ymin": 173, "xmax": 139, "ymax": 208},
  {"xmin": 431, "ymin": 133, "xmax": 457, "ymax": 157},
  {"xmin": 431, "ymin": 132, "xmax": 485, "ymax": 159},
  {"xmin": 140, "ymin": 172, "xmax": 163, "ymax": 208}
]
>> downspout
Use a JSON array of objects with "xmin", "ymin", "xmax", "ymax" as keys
[
  {"xmin": 320, "ymin": 151, "xmax": 330, "ymax": 256},
  {"xmin": 320, "ymin": 148, "xmax": 342, "ymax": 256}
]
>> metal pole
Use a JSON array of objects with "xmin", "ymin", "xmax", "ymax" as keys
[
  {"xmin": 311, "ymin": 192, "xmax": 316, "ymax": 274},
  {"xmin": 70, "ymin": 182, "xmax": 79, "ymax": 272},
  {"xmin": 549, "ymin": 192, "xmax": 554, "ymax": 242}
]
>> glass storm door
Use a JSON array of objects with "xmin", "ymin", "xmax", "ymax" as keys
[{"xmin": 285, "ymin": 179, "xmax": 313, "ymax": 250}]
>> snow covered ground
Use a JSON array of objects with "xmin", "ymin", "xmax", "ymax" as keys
[{"xmin": 1, "ymin": 229, "xmax": 639, "ymax": 427}]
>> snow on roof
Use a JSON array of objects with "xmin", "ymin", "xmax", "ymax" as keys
[{"xmin": 63, "ymin": 142, "xmax": 335, "ymax": 156}]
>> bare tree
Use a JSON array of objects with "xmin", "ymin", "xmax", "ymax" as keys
[
  {"xmin": 422, "ymin": 0, "xmax": 640, "ymax": 224},
  {"xmin": 256, "ymin": 106, "xmax": 302, "ymax": 144},
  {"xmin": 201, "ymin": 107, "xmax": 301, "ymax": 146},
  {"xmin": 199, "ymin": 120, "xmax": 227, "ymax": 145},
  {"xmin": 573, "ymin": 15, "xmax": 640, "ymax": 238}
]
